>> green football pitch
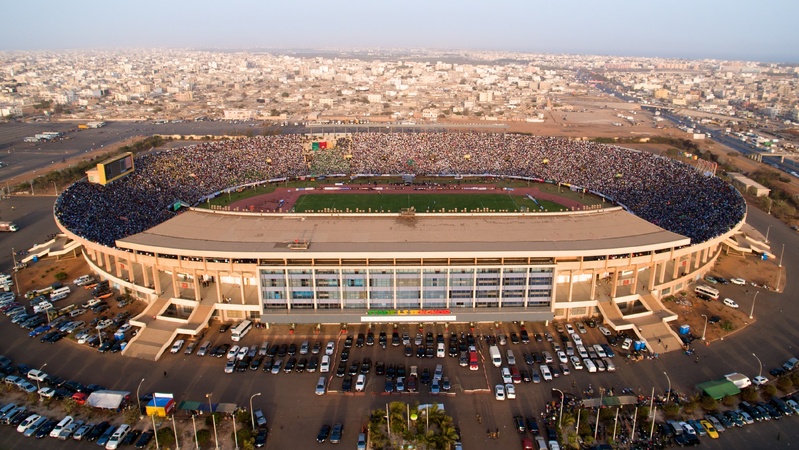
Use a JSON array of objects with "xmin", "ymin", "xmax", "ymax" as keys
[{"xmin": 292, "ymin": 193, "xmax": 565, "ymax": 213}]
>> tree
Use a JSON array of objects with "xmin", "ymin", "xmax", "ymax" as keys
[
  {"xmin": 156, "ymin": 427, "xmax": 175, "ymax": 448},
  {"xmin": 54, "ymin": 271, "xmax": 68, "ymax": 281},
  {"xmin": 741, "ymin": 387, "xmax": 758, "ymax": 402},
  {"xmin": 662, "ymin": 402, "xmax": 680, "ymax": 418},
  {"xmin": 777, "ymin": 376, "xmax": 794, "ymax": 392},
  {"xmin": 762, "ymin": 384, "xmax": 777, "ymax": 399},
  {"xmin": 722, "ymin": 395, "xmax": 736, "ymax": 407},
  {"xmin": 700, "ymin": 396, "xmax": 717, "ymax": 412}
]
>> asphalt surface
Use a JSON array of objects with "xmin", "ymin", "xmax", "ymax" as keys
[{"xmin": 0, "ymin": 191, "xmax": 797, "ymax": 448}]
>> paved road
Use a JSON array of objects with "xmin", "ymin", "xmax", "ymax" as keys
[{"xmin": 0, "ymin": 198, "xmax": 797, "ymax": 447}]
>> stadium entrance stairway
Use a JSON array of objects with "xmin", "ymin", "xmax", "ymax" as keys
[
  {"xmin": 596, "ymin": 292, "xmax": 683, "ymax": 354},
  {"xmin": 123, "ymin": 297, "xmax": 217, "ymax": 361}
]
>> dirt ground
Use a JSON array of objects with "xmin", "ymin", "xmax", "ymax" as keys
[{"xmin": 666, "ymin": 248, "xmax": 785, "ymax": 345}]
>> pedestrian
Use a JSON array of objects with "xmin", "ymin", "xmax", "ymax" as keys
[
  {"xmin": 695, "ymin": 357, "xmax": 699, "ymax": 364},
  {"xmin": 163, "ymin": 371, "xmax": 167, "ymax": 378}
]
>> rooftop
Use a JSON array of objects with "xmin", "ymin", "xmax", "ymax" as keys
[{"xmin": 117, "ymin": 207, "xmax": 690, "ymax": 258}]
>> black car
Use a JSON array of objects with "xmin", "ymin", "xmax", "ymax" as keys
[
  {"xmin": 236, "ymin": 358, "xmax": 250, "ymax": 372},
  {"xmin": 392, "ymin": 332, "xmax": 400, "ymax": 346},
  {"xmin": 266, "ymin": 344, "xmax": 279, "ymax": 358},
  {"xmin": 262, "ymin": 358, "xmax": 275, "ymax": 373},
  {"xmin": 317, "ymin": 424, "xmax": 331, "ymax": 443},
  {"xmin": 520, "ymin": 329, "xmax": 530, "ymax": 343},
  {"xmin": 405, "ymin": 346, "xmax": 413, "ymax": 357},
  {"xmin": 344, "ymin": 336, "xmax": 353, "ymax": 349},
  {"xmin": 770, "ymin": 367, "xmax": 787, "ymax": 377},
  {"xmin": 416, "ymin": 346, "xmax": 425, "ymax": 358},
  {"xmin": 121, "ymin": 429, "xmax": 141, "ymax": 445},
  {"xmin": 366, "ymin": 332, "xmax": 374, "ymax": 346},
  {"xmin": 348, "ymin": 360, "xmax": 360, "ymax": 376},
  {"xmin": 375, "ymin": 362, "xmax": 385, "ymax": 376},
  {"xmin": 135, "ymin": 430, "xmax": 154, "ymax": 448},
  {"xmin": 378, "ymin": 331, "xmax": 387, "ymax": 346},
  {"xmin": 342, "ymin": 376, "xmax": 353, "ymax": 392},
  {"xmin": 336, "ymin": 361, "xmax": 347, "ymax": 377},
  {"xmin": 356, "ymin": 333, "xmax": 365, "ymax": 347},
  {"xmin": 287, "ymin": 343, "xmax": 297, "ymax": 356},
  {"xmin": 277, "ymin": 344, "xmax": 288, "ymax": 357},
  {"xmin": 340, "ymin": 350, "xmax": 349, "ymax": 362},
  {"xmin": 250, "ymin": 357, "xmax": 263, "ymax": 370},
  {"xmin": 284, "ymin": 357, "xmax": 296, "ymax": 373},
  {"xmin": 526, "ymin": 417, "xmax": 539, "ymax": 435},
  {"xmin": 307, "ymin": 356, "xmax": 318, "ymax": 372},
  {"xmin": 510, "ymin": 332, "xmax": 520, "ymax": 345},
  {"xmin": 514, "ymin": 416, "xmax": 525, "ymax": 433},
  {"xmin": 360, "ymin": 358, "xmax": 371, "ymax": 374},
  {"xmin": 421, "ymin": 368, "xmax": 431, "ymax": 384},
  {"xmin": 448, "ymin": 345, "xmax": 458, "ymax": 357},
  {"xmin": 63, "ymin": 380, "xmax": 86, "ymax": 393},
  {"xmin": 98, "ymin": 341, "xmax": 113, "ymax": 353},
  {"xmin": 215, "ymin": 344, "xmax": 230, "ymax": 357},
  {"xmin": 296, "ymin": 357, "xmax": 307, "ymax": 373},
  {"xmin": 396, "ymin": 365, "xmax": 406, "ymax": 378},
  {"xmin": 35, "ymin": 419, "xmax": 58, "ymax": 439},
  {"xmin": 386, "ymin": 364, "xmax": 395, "ymax": 379},
  {"xmin": 39, "ymin": 331, "xmax": 60, "ymax": 343},
  {"xmin": 425, "ymin": 347, "xmax": 434, "ymax": 358},
  {"xmin": 254, "ymin": 428, "xmax": 268, "ymax": 448},
  {"xmin": 219, "ymin": 324, "xmax": 230, "ymax": 332}
]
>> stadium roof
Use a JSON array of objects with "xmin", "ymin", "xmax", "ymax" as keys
[{"xmin": 117, "ymin": 207, "xmax": 689, "ymax": 258}]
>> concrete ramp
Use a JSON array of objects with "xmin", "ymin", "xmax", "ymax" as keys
[{"xmin": 596, "ymin": 292, "xmax": 683, "ymax": 354}]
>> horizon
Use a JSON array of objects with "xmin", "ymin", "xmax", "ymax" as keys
[{"xmin": 2, "ymin": 0, "xmax": 798, "ymax": 64}]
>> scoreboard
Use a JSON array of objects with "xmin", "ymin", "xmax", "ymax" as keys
[{"xmin": 87, "ymin": 152, "xmax": 135, "ymax": 185}]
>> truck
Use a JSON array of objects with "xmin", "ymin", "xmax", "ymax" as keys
[
  {"xmin": 0, "ymin": 222, "xmax": 18, "ymax": 232},
  {"xmin": 489, "ymin": 345, "xmax": 502, "ymax": 367},
  {"xmin": 724, "ymin": 372, "xmax": 752, "ymax": 389}
]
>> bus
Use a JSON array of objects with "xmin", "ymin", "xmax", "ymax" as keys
[
  {"xmin": 694, "ymin": 285, "xmax": 720, "ymax": 300},
  {"xmin": 231, "ymin": 320, "xmax": 253, "ymax": 342}
]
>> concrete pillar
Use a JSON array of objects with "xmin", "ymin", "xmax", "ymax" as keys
[
  {"xmin": 610, "ymin": 270, "xmax": 618, "ymax": 298},
  {"xmin": 115, "ymin": 257, "xmax": 123, "ymax": 279},
  {"xmin": 171, "ymin": 271, "xmax": 179, "ymax": 298},
  {"xmin": 672, "ymin": 257, "xmax": 680, "ymax": 279},
  {"xmin": 647, "ymin": 264, "xmax": 657, "ymax": 291},
  {"xmin": 567, "ymin": 271, "xmax": 575, "ymax": 303},
  {"xmin": 240, "ymin": 274, "xmax": 246, "ymax": 305},
  {"xmin": 632, "ymin": 266, "xmax": 640, "ymax": 294},
  {"xmin": 141, "ymin": 263, "xmax": 150, "ymax": 288},
  {"xmin": 215, "ymin": 271, "xmax": 222, "ymax": 303},
  {"xmin": 659, "ymin": 260, "xmax": 667, "ymax": 284},
  {"xmin": 153, "ymin": 268, "xmax": 162, "ymax": 294},
  {"xmin": 193, "ymin": 269, "xmax": 201, "ymax": 301},
  {"xmin": 589, "ymin": 270, "xmax": 597, "ymax": 300},
  {"xmin": 104, "ymin": 252, "xmax": 111, "ymax": 271}
]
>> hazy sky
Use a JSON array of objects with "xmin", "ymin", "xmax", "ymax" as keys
[{"xmin": 3, "ymin": 0, "xmax": 797, "ymax": 62}]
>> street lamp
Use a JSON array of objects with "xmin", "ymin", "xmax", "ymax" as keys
[
  {"xmin": 701, "ymin": 314, "xmax": 708, "ymax": 341},
  {"xmin": 35, "ymin": 363, "xmax": 47, "ymax": 397},
  {"xmin": 765, "ymin": 225, "xmax": 771, "ymax": 243},
  {"xmin": 552, "ymin": 388, "xmax": 565, "ymax": 428},
  {"xmin": 663, "ymin": 371, "xmax": 671, "ymax": 403},
  {"xmin": 207, "ymin": 393, "xmax": 219, "ymax": 450},
  {"xmin": 249, "ymin": 392, "xmax": 262, "ymax": 430},
  {"xmin": 753, "ymin": 352, "xmax": 763, "ymax": 378},
  {"xmin": 779, "ymin": 243, "xmax": 785, "ymax": 268},
  {"xmin": 136, "ymin": 378, "xmax": 145, "ymax": 414},
  {"xmin": 749, "ymin": 291, "xmax": 760, "ymax": 320}
]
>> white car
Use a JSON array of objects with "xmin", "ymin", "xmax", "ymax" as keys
[
  {"xmin": 598, "ymin": 326, "xmax": 612, "ymax": 336},
  {"xmin": 226, "ymin": 345, "xmax": 240, "ymax": 359},
  {"xmin": 753, "ymin": 375, "xmax": 769, "ymax": 386},
  {"xmin": 505, "ymin": 383, "xmax": 516, "ymax": 399},
  {"xmin": 564, "ymin": 324, "xmax": 575, "ymax": 334},
  {"xmin": 570, "ymin": 356, "xmax": 584, "ymax": 370},
  {"xmin": 170, "ymin": 339, "xmax": 184, "ymax": 353},
  {"xmin": 501, "ymin": 367, "xmax": 512, "ymax": 384},
  {"xmin": 570, "ymin": 333, "xmax": 582, "ymax": 345},
  {"xmin": 494, "ymin": 384, "xmax": 506, "ymax": 401},
  {"xmin": 236, "ymin": 346, "xmax": 249, "ymax": 360},
  {"xmin": 117, "ymin": 323, "xmax": 132, "ymax": 334},
  {"xmin": 82, "ymin": 298, "xmax": 100, "ymax": 309},
  {"xmin": 224, "ymin": 360, "xmax": 235, "ymax": 374},
  {"xmin": 621, "ymin": 338, "xmax": 633, "ymax": 350},
  {"xmin": 27, "ymin": 369, "xmax": 48, "ymax": 383},
  {"xmin": 320, "ymin": 355, "xmax": 330, "ymax": 373},
  {"xmin": 557, "ymin": 351, "xmax": 568, "ymax": 364},
  {"xmin": 730, "ymin": 278, "xmax": 746, "ymax": 286},
  {"xmin": 38, "ymin": 386, "xmax": 56, "ymax": 398},
  {"xmin": 723, "ymin": 298, "xmax": 739, "ymax": 308},
  {"xmin": 355, "ymin": 374, "xmax": 366, "ymax": 392},
  {"xmin": 325, "ymin": 341, "xmax": 335, "ymax": 355}
]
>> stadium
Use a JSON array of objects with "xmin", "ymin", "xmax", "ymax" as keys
[{"xmin": 54, "ymin": 132, "xmax": 746, "ymax": 360}]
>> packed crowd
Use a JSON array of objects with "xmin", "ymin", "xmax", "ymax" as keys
[{"xmin": 55, "ymin": 132, "xmax": 745, "ymax": 247}]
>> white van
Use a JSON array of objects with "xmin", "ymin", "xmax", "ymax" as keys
[
  {"xmin": 583, "ymin": 358, "xmax": 597, "ymax": 373},
  {"xmin": 33, "ymin": 301, "xmax": 53, "ymax": 314},
  {"xmin": 315, "ymin": 376, "xmax": 326, "ymax": 395},
  {"xmin": 51, "ymin": 415, "xmax": 74, "ymax": 438},
  {"xmin": 105, "ymin": 424, "xmax": 130, "ymax": 449},
  {"xmin": 16, "ymin": 413, "xmax": 41, "ymax": 433},
  {"xmin": 50, "ymin": 287, "xmax": 71, "ymax": 301},
  {"xmin": 489, "ymin": 345, "xmax": 502, "ymax": 367}
]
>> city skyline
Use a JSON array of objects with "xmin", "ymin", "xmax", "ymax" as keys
[{"xmin": 3, "ymin": 0, "xmax": 798, "ymax": 63}]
